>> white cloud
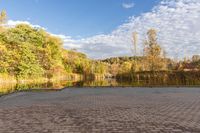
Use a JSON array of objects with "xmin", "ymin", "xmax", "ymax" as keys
[
  {"xmin": 75, "ymin": 0, "xmax": 200, "ymax": 59},
  {"xmin": 51, "ymin": 34, "xmax": 82, "ymax": 49},
  {"xmin": 5, "ymin": 0, "xmax": 200, "ymax": 59},
  {"xmin": 122, "ymin": 2, "xmax": 135, "ymax": 9},
  {"xmin": 5, "ymin": 20, "xmax": 46, "ymax": 30}
]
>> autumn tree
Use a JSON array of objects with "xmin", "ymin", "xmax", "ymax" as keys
[
  {"xmin": 0, "ymin": 24, "xmax": 44, "ymax": 78},
  {"xmin": 0, "ymin": 10, "xmax": 7, "ymax": 73},
  {"xmin": 0, "ymin": 23, "xmax": 71, "ymax": 79},
  {"xmin": 0, "ymin": 10, "xmax": 7, "ymax": 24},
  {"xmin": 119, "ymin": 62, "xmax": 132, "ymax": 74},
  {"xmin": 93, "ymin": 61, "xmax": 107, "ymax": 74},
  {"xmin": 0, "ymin": 11, "xmax": 109, "ymax": 80},
  {"xmin": 144, "ymin": 29, "xmax": 165, "ymax": 71}
]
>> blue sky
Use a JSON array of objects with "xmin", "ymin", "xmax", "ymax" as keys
[
  {"xmin": 1, "ymin": 0, "xmax": 200, "ymax": 59},
  {"xmin": 0, "ymin": 0, "xmax": 160, "ymax": 38}
]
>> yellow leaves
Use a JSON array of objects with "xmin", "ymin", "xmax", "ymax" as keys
[
  {"xmin": 143, "ymin": 29, "xmax": 166, "ymax": 71},
  {"xmin": 120, "ymin": 61, "xmax": 132, "ymax": 73},
  {"xmin": 0, "ymin": 10, "xmax": 7, "ymax": 24},
  {"xmin": 0, "ymin": 44, "xmax": 7, "ymax": 52}
]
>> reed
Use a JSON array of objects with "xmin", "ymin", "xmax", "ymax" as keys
[{"xmin": 116, "ymin": 71, "xmax": 200, "ymax": 86}]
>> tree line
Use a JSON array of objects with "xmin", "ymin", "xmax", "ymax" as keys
[
  {"xmin": 0, "ymin": 10, "xmax": 200, "ymax": 83},
  {"xmin": 0, "ymin": 10, "xmax": 106, "ymax": 81},
  {"xmin": 102, "ymin": 29, "xmax": 200, "ymax": 79}
]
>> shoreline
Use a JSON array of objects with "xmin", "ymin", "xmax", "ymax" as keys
[
  {"xmin": 1, "ymin": 72, "xmax": 200, "ymax": 96},
  {"xmin": 1, "ymin": 84, "xmax": 200, "ymax": 97}
]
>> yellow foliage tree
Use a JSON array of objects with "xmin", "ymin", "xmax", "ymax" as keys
[
  {"xmin": 144, "ymin": 29, "xmax": 165, "ymax": 71},
  {"xmin": 0, "ymin": 10, "xmax": 7, "ymax": 24}
]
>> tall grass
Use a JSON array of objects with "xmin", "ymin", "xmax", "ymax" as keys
[
  {"xmin": 0, "ymin": 73, "xmax": 17, "ymax": 84},
  {"xmin": 116, "ymin": 71, "xmax": 200, "ymax": 86}
]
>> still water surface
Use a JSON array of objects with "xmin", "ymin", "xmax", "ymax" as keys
[{"xmin": 1, "ymin": 79, "xmax": 200, "ymax": 95}]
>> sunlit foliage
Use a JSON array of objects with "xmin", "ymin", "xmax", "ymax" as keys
[{"xmin": 0, "ymin": 10, "xmax": 199, "ymax": 83}]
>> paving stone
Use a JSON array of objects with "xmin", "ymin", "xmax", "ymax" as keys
[{"xmin": 0, "ymin": 87, "xmax": 200, "ymax": 132}]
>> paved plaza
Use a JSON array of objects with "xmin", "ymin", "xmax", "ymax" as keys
[{"xmin": 0, "ymin": 87, "xmax": 200, "ymax": 132}]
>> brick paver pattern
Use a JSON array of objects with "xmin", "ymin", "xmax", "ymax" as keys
[{"xmin": 0, "ymin": 87, "xmax": 200, "ymax": 133}]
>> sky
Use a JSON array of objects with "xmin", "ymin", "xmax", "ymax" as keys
[{"xmin": 1, "ymin": 0, "xmax": 200, "ymax": 59}]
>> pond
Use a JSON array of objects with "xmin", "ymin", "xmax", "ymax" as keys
[{"xmin": 1, "ymin": 78, "xmax": 200, "ymax": 95}]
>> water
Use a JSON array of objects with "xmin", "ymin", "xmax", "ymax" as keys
[{"xmin": 1, "ymin": 78, "xmax": 200, "ymax": 95}]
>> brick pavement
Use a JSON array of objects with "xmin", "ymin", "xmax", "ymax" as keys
[{"xmin": 0, "ymin": 87, "xmax": 200, "ymax": 133}]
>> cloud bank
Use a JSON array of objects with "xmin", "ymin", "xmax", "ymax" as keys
[
  {"xmin": 6, "ymin": 0, "xmax": 200, "ymax": 59},
  {"xmin": 72, "ymin": 0, "xmax": 200, "ymax": 59}
]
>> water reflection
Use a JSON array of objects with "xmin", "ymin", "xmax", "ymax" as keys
[
  {"xmin": 0, "ymin": 81, "xmax": 73, "ymax": 95},
  {"xmin": 1, "ymin": 78, "xmax": 200, "ymax": 95}
]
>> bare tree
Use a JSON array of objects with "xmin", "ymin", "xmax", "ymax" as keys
[{"xmin": 132, "ymin": 32, "xmax": 138, "ymax": 56}]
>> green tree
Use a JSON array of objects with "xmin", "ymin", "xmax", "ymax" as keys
[{"xmin": 0, "ymin": 23, "xmax": 68, "ymax": 78}]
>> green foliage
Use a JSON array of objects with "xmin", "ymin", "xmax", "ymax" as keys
[
  {"xmin": 0, "ymin": 10, "xmax": 107, "ymax": 80},
  {"xmin": 93, "ymin": 61, "xmax": 107, "ymax": 74},
  {"xmin": 15, "ymin": 43, "xmax": 44, "ymax": 78},
  {"xmin": 63, "ymin": 50, "xmax": 90, "ymax": 74},
  {"xmin": 1, "ymin": 10, "xmax": 199, "ymax": 83},
  {"xmin": 0, "ymin": 23, "xmax": 67, "ymax": 79}
]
